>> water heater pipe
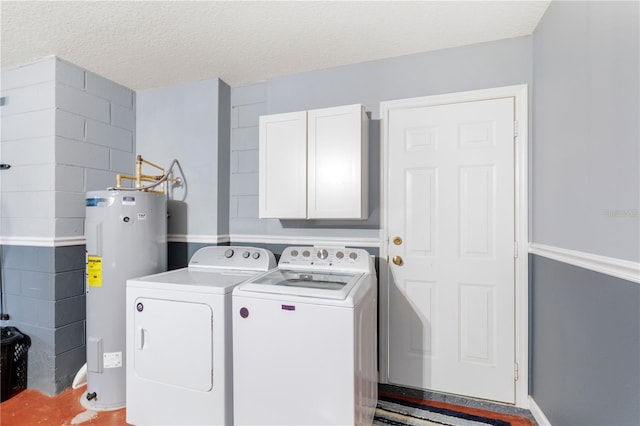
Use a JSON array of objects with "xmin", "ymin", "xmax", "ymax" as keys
[{"xmin": 112, "ymin": 155, "xmax": 183, "ymax": 194}]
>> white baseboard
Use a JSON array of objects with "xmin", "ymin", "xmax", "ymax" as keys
[
  {"xmin": 528, "ymin": 396, "xmax": 552, "ymax": 426},
  {"xmin": 529, "ymin": 243, "xmax": 640, "ymax": 284}
]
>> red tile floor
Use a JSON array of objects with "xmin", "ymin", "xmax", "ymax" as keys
[{"xmin": 1, "ymin": 386, "xmax": 127, "ymax": 426}]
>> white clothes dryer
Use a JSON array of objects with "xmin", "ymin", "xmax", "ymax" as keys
[
  {"xmin": 232, "ymin": 246, "xmax": 378, "ymax": 426},
  {"xmin": 125, "ymin": 246, "xmax": 276, "ymax": 425}
]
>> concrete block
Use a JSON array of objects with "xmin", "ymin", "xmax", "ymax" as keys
[
  {"xmin": 230, "ymin": 171, "xmax": 259, "ymax": 196},
  {"xmin": 55, "ymin": 191, "xmax": 85, "ymax": 218},
  {"xmin": 0, "ymin": 137, "xmax": 55, "ymax": 166},
  {"xmin": 85, "ymin": 72, "xmax": 133, "ymax": 107},
  {"xmin": 17, "ymin": 270, "xmax": 56, "ymax": 300},
  {"xmin": 56, "ymin": 84, "xmax": 110, "ymax": 123},
  {"xmin": 237, "ymin": 102, "xmax": 266, "ymax": 128},
  {"xmin": 54, "ymin": 295, "xmax": 85, "ymax": 327},
  {"xmin": 232, "ymin": 82, "xmax": 267, "ymax": 107},
  {"xmin": 55, "ymin": 110, "xmax": 85, "ymax": 141},
  {"xmin": 54, "ymin": 218, "xmax": 84, "ymax": 240},
  {"xmin": 230, "ymin": 151, "xmax": 239, "ymax": 173},
  {"xmin": 110, "ymin": 148, "xmax": 135, "ymax": 174},
  {"xmin": 231, "ymin": 126, "xmax": 259, "ymax": 150},
  {"xmin": 0, "ymin": 81, "xmax": 55, "ymax": 116},
  {"xmin": 237, "ymin": 149, "xmax": 259, "ymax": 173},
  {"xmin": 0, "ymin": 217, "xmax": 56, "ymax": 239},
  {"xmin": 54, "ymin": 345, "xmax": 86, "ymax": 394},
  {"xmin": 86, "ymin": 119, "xmax": 133, "ymax": 152},
  {"xmin": 1, "ymin": 109, "xmax": 55, "ymax": 141},
  {"xmin": 0, "ymin": 245, "xmax": 55, "ymax": 272},
  {"xmin": 111, "ymin": 103, "xmax": 134, "ymax": 131},
  {"xmin": 1, "ymin": 57, "xmax": 55, "ymax": 91},
  {"xmin": 0, "ymin": 191, "xmax": 55, "ymax": 218},
  {"xmin": 54, "ymin": 321, "xmax": 85, "ymax": 355},
  {"xmin": 56, "ymin": 165, "xmax": 84, "ymax": 192},
  {"xmin": 2, "ymin": 269, "xmax": 22, "ymax": 295},
  {"xmin": 55, "ymin": 270, "xmax": 85, "ymax": 299},
  {"xmin": 55, "ymin": 245, "xmax": 86, "ymax": 273},
  {"xmin": 0, "ymin": 164, "xmax": 56, "ymax": 192},
  {"xmin": 56, "ymin": 136, "xmax": 110, "ymax": 170},
  {"xmin": 55, "ymin": 58, "xmax": 85, "ymax": 90},
  {"xmin": 231, "ymin": 105, "xmax": 239, "ymax": 129},
  {"xmin": 229, "ymin": 196, "xmax": 239, "ymax": 218},
  {"xmin": 85, "ymin": 168, "xmax": 118, "ymax": 191},
  {"xmin": 236, "ymin": 195, "xmax": 259, "ymax": 218},
  {"xmin": 8, "ymin": 295, "xmax": 55, "ymax": 327}
]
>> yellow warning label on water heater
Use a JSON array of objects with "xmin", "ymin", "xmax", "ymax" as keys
[{"xmin": 87, "ymin": 256, "xmax": 102, "ymax": 287}]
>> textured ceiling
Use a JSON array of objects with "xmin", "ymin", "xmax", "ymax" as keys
[{"xmin": 1, "ymin": 1, "xmax": 550, "ymax": 90}]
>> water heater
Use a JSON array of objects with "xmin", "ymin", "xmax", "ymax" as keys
[{"xmin": 84, "ymin": 190, "xmax": 167, "ymax": 409}]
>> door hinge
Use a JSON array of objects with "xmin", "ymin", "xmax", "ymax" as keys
[
  {"xmin": 514, "ymin": 362, "xmax": 519, "ymax": 381},
  {"xmin": 514, "ymin": 120, "xmax": 519, "ymax": 138},
  {"xmin": 514, "ymin": 241, "xmax": 518, "ymax": 258}
]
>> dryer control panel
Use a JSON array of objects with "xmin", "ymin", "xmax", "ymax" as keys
[
  {"xmin": 188, "ymin": 246, "xmax": 276, "ymax": 271},
  {"xmin": 277, "ymin": 246, "xmax": 373, "ymax": 273}
]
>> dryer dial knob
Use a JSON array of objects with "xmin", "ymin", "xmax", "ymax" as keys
[
  {"xmin": 317, "ymin": 249, "xmax": 328, "ymax": 260},
  {"xmin": 252, "ymin": 252, "xmax": 260, "ymax": 259},
  {"xmin": 336, "ymin": 251, "xmax": 344, "ymax": 260},
  {"xmin": 224, "ymin": 249, "xmax": 235, "ymax": 258},
  {"xmin": 242, "ymin": 251, "xmax": 250, "ymax": 258},
  {"xmin": 290, "ymin": 250, "xmax": 299, "ymax": 257},
  {"xmin": 302, "ymin": 250, "xmax": 310, "ymax": 257},
  {"xmin": 349, "ymin": 252, "xmax": 358, "ymax": 261}
]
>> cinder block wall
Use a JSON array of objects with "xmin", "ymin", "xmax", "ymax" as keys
[{"xmin": 0, "ymin": 57, "xmax": 135, "ymax": 394}]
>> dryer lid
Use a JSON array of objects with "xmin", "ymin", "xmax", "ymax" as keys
[{"xmin": 238, "ymin": 269, "xmax": 363, "ymax": 300}]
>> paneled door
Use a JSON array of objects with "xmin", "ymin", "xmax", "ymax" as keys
[{"xmin": 386, "ymin": 97, "xmax": 516, "ymax": 403}]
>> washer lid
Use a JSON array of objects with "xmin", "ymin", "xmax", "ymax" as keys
[{"xmin": 237, "ymin": 269, "xmax": 363, "ymax": 300}]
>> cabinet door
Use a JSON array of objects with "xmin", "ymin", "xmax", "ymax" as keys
[
  {"xmin": 307, "ymin": 104, "xmax": 368, "ymax": 219},
  {"xmin": 259, "ymin": 111, "xmax": 307, "ymax": 219}
]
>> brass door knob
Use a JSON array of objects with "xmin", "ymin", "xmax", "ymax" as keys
[
  {"xmin": 393, "ymin": 236, "xmax": 403, "ymax": 245},
  {"xmin": 392, "ymin": 255, "xmax": 404, "ymax": 266}
]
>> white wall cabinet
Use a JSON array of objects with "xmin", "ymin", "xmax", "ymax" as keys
[{"xmin": 259, "ymin": 104, "xmax": 368, "ymax": 220}]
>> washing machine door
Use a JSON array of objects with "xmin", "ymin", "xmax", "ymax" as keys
[{"xmin": 133, "ymin": 297, "xmax": 213, "ymax": 391}]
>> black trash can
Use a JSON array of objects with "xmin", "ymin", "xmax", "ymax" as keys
[{"xmin": 1, "ymin": 326, "xmax": 31, "ymax": 402}]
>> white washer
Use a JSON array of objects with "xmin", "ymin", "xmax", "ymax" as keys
[
  {"xmin": 125, "ymin": 246, "xmax": 276, "ymax": 425},
  {"xmin": 232, "ymin": 246, "xmax": 378, "ymax": 426}
]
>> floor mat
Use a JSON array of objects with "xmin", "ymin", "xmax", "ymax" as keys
[{"xmin": 375, "ymin": 393, "xmax": 534, "ymax": 426}]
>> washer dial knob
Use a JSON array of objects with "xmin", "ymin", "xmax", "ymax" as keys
[
  {"xmin": 349, "ymin": 252, "xmax": 358, "ymax": 261},
  {"xmin": 224, "ymin": 249, "xmax": 234, "ymax": 258},
  {"xmin": 252, "ymin": 252, "xmax": 261, "ymax": 259},
  {"xmin": 317, "ymin": 249, "xmax": 328, "ymax": 260},
  {"xmin": 302, "ymin": 250, "xmax": 310, "ymax": 257},
  {"xmin": 336, "ymin": 251, "xmax": 344, "ymax": 260},
  {"xmin": 242, "ymin": 251, "xmax": 250, "ymax": 258}
]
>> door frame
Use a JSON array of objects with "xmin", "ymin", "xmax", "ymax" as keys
[{"xmin": 379, "ymin": 85, "xmax": 529, "ymax": 408}]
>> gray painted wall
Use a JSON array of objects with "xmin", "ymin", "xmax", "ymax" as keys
[
  {"xmin": 530, "ymin": 2, "xmax": 640, "ymax": 424},
  {"xmin": 230, "ymin": 36, "xmax": 533, "ymax": 239},
  {"xmin": 532, "ymin": 0, "xmax": 640, "ymax": 262},
  {"xmin": 530, "ymin": 255, "xmax": 640, "ymax": 425},
  {"xmin": 136, "ymin": 78, "xmax": 231, "ymax": 239},
  {"xmin": 1, "ymin": 57, "xmax": 136, "ymax": 394}
]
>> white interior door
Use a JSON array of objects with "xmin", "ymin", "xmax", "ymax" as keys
[{"xmin": 387, "ymin": 97, "xmax": 516, "ymax": 403}]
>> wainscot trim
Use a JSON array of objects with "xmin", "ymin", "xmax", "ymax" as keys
[
  {"xmin": 529, "ymin": 243, "xmax": 640, "ymax": 284},
  {"xmin": 0, "ymin": 236, "xmax": 85, "ymax": 247}
]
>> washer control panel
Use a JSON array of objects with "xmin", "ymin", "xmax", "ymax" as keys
[
  {"xmin": 278, "ymin": 246, "xmax": 372, "ymax": 272},
  {"xmin": 188, "ymin": 246, "xmax": 276, "ymax": 271}
]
